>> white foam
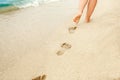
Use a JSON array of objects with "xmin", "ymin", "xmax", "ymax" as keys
[{"xmin": 15, "ymin": 0, "xmax": 60, "ymax": 8}]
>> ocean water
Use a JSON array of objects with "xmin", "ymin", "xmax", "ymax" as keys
[{"xmin": 0, "ymin": 0, "xmax": 59, "ymax": 8}]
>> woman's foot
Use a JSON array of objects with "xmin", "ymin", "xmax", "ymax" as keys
[{"xmin": 73, "ymin": 14, "xmax": 81, "ymax": 24}]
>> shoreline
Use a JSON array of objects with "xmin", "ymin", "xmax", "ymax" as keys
[
  {"xmin": 0, "ymin": 0, "xmax": 60, "ymax": 13},
  {"xmin": 0, "ymin": 6, "xmax": 19, "ymax": 13}
]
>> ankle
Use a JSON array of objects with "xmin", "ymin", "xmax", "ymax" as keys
[
  {"xmin": 78, "ymin": 12, "xmax": 82, "ymax": 16},
  {"xmin": 85, "ymin": 16, "xmax": 91, "ymax": 23}
]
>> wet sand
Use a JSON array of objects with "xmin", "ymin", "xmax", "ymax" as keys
[{"xmin": 0, "ymin": 0, "xmax": 120, "ymax": 80}]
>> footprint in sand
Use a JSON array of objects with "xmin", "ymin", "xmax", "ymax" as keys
[
  {"xmin": 56, "ymin": 43, "xmax": 72, "ymax": 56},
  {"xmin": 32, "ymin": 75, "xmax": 41, "ymax": 80},
  {"xmin": 101, "ymin": 77, "xmax": 120, "ymax": 80},
  {"xmin": 41, "ymin": 74, "xmax": 47, "ymax": 80},
  {"xmin": 32, "ymin": 74, "xmax": 47, "ymax": 80},
  {"xmin": 113, "ymin": 77, "xmax": 120, "ymax": 80},
  {"xmin": 61, "ymin": 43, "xmax": 72, "ymax": 49},
  {"xmin": 69, "ymin": 26, "xmax": 77, "ymax": 33},
  {"xmin": 68, "ymin": 23, "xmax": 78, "ymax": 33}
]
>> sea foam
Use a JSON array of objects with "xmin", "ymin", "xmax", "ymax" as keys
[{"xmin": 0, "ymin": 0, "xmax": 60, "ymax": 8}]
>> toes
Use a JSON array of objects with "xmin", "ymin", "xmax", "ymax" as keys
[{"xmin": 73, "ymin": 15, "xmax": 81, "ymax": 23}]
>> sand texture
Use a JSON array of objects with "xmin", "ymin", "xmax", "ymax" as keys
[{"xmin": 0, "ymin": 0, "xmax": 120, "ymax": 80}]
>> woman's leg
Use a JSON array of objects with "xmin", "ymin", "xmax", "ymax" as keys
[
  {"xmin": 85, "ymin": 0, "xmax": 97, "ymax": 22},
  {"xmin": 73, "ymin": 0, "xmax": 88, "ymax": 24}
]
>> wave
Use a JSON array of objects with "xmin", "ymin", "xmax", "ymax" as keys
[{"xmin": 0, "ymin": 0, "xmax": 60, "ymax": 8}]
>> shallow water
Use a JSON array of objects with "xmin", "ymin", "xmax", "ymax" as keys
[
  {"xmin": 0, "ymin": 0, "xmax": 60, "ymax": 13},
  {"xmin": 0, "ymin": 0, "xmax": 59, "ymax": 8}
]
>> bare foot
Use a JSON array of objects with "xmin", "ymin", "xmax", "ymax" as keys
[{"xmin": 73, "ymin": 14, "xmax": 81, "ymax": 24}]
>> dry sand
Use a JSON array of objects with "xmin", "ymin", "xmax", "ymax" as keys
[{"xmin": 0, "ymin": 0, "xmax": 120, "ymax": 80}]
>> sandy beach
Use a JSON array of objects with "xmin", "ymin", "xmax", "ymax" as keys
[{"xmin": 0, "ymin": 0, "xmax": 120, "ymax": 80}]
